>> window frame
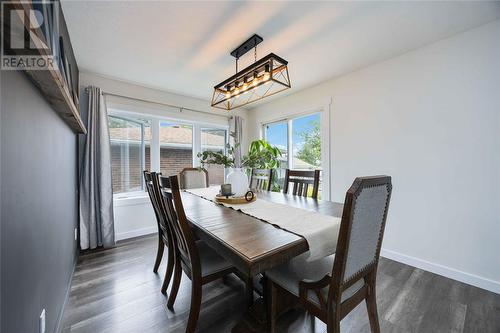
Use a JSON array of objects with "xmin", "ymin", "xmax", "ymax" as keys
[
  {"xmin": 108, "ymin": 114, "xmax": 150, "ymax": 196},
  {"xmin": 261, "ymin": 106, "xmax": 331, "ymax": 201},
  {"xmin": 108, "ymin": 109, "xmax": 229, "ymax": 199},
  {"xmin": 263, "ymin": 119, "xmax": 289, "ymax": 169},
  {"xmin": 263, "ymin": 112, "xmax": 322, "ymax": 171}
]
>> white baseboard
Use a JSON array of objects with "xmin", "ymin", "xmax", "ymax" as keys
[
  {"xmin": 381, "ymin": 248, "xmax": 500, "ymax": 294},
  {"xmin": 115, "ymin": 226, "xmax": 157, "ymax": 241},
  {"xmin": 113, "ymin": 229, "xmax": 500, "ymax": 294}
]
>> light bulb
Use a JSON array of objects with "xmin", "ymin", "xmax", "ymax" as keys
[{"xmin": 225, "ymin": 93, "xmax": 231, "ymax": 99}]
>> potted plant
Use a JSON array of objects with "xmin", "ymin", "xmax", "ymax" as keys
[
  {"xmin": 197, "ymin": 140, "xmax": 282, "ymax": 196},
  {"xmin": 242, "ymin": 139, "xmax": 282, "ymax": 191},
  {"xmin": 197, "ymin": 143, "xmax": 249, "ymax": 196}
]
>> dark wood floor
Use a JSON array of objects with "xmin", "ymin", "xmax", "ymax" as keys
[{"xmin": 61, "ymin": 234, "xmax": 500, "ymax": 333}]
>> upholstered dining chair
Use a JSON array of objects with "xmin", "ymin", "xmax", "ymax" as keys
[
  {"xmin": 266, "ymin": 176, "xmax": 392, "ymax": 333},
  {"xmin": 249, "ymin": 168, "xmax": 273, "ymax": 191},
  {"xmin": 283, "ymin": 169, "xmax": 321, "ymax": 199},
  {"xmin": 179, "ymin": 167, "xmax": 209, "ymax": 189},
  {"xmin": 143, "ymin": 171, "xmax": 176, "ymax": 295},
  {"xmin": 159, "ymin": 175, "xmax": 243, "ymax": 333},
  {"xmin": 143, "ymin": 171, "xmax": 167, "ymax": 274}
]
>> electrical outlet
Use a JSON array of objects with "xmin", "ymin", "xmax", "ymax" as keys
[
  {"xmin": 39, "ymin": 309, "xmax": 46, "ymax": 333},
  {"xmin": 74, "ymin": 228, "xmax": 78, "ymax": 241}
]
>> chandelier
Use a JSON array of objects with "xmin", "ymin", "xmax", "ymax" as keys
[{"xmin": 211, "ymin": 34, "xmax": 291, "ymax": 111}]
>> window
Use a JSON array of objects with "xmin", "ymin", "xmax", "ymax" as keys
[
  {"xmin": 108, "ymin": 116, "xmax": 151, "ymax": 194},
  {"xmin": 292, "ymin": 113, "xmax": 321, "ymax": 170},
  {"xmin": 264, "ymin": 121, "xmax": 288, "ymax": 188},
  {"xmin": 263, "ymin": 112, "xmax": 322, "ymax": 194},
  {"xmin": 201, "ymin": 128, "xmax": 227, "ymax": 185},
  {"xmin": 108, "ymin": 112, "xmax": 228, "ymax": 195},
  {"xmin": 159, "ymin": 122, "xmax": 193, "ymax": 176},
  {"xmin": 264, "ymin": 121, "xmax": 288, "ymax": 169}
]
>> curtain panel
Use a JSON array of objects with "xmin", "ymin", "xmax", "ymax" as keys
[
  {"xmin": 79, "ymin": 86, "xmax": 115, "ymax": 249},
  {"xmin": 230, "ymin": 116, "xmax": 243, "ymax": 167}
]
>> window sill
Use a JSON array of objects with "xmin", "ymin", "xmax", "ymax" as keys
[{"xmin": 113, "ymin": 192, "xmax": 150, "ymax": 207}]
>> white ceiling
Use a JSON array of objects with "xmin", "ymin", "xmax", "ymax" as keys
[{"xmin": 61, "ymin": 1, "xmax": 500, "ymax": 104}]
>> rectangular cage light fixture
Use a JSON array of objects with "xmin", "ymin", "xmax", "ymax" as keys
[{"xmin": 211, "ymin": 35, "xmax": 291, "ymax": 111}]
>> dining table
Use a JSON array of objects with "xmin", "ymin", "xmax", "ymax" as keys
[{"xmin": 180, "ymin": 188, "xmax": 344, "ymax": 310}]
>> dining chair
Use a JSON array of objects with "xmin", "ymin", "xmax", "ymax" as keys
[
  {"xmin": 159, "ymin": 175, "xmax": 242, "ymax": 333},
  {"xmin": 283, "ymin": 169, "xmax": 321, "ymax": 199},
  {"xmin": 143, "ymin": 171, "xmax": 176, "ymax": 295},
  {"xmin": 249, "ymin": 168, "xmax": 273, "ymax": 191},
  {"xmin": 266, "ymin": 176, "xmax": 392, "ymax": 333},
  {"xmin": 179, "ymin": 167, "xmax": 209, "ymax": 189},
  {"xmin": 143, "ymin": 171, "xmax": 166, "ymax": 273}
]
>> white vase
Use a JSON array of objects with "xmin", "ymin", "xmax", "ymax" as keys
[{"xmin": 226, "ymin": 168, "xmax": 249, "ymax": 197}]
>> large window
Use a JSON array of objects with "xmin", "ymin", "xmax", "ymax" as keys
[
  {"xmin": 292, "ymin": 113, "xmax": 321, "ymax": 170},
  {"xmin": 108, "ymin": 116, "xmax": 151, "ymax": 194},
  {"xmin": 263, "ymin": 112, "xmax": 322, "ymax": 193},
  {"xmin": 108, "ymin": 112, "xmax": 228, "ymax": 195},
  {"xmin": 159, "ymin": 122, "xmax": 193, "ymax": 176},
  {"xmin": 201, "ymin": 128, "xmax": 227, "ymax": 185}
]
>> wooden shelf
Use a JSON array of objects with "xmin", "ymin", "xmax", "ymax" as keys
[
  {"xmin": 23, "ymin": 63, "xmax": 87, "ymax": 134},
  {"xmin": 8, "ymin": 1, "xmax": 86, "ymax": 134}
]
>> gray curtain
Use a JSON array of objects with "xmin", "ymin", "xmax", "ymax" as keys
[
  {"xmin": 231, "ymin": 116, "xmax": 243, "ymax": 167},
  {"xmin": 79, "ymin": 86, "xmax": 115, "ymax": 249}
]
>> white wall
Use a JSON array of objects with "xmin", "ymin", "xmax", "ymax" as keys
[
  {"xmin": 247, "ymin": 20, "xmax": 500, "ymax": 293},
  {"xmin": 80, "ymin": 72, "xmax": 249, "ymax": 241}
]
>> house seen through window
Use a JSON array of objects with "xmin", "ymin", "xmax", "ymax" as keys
[{"xmin": 108, "ymin": 112, "xmax": 228, "ymax": 195}]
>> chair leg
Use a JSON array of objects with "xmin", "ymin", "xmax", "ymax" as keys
[
  {"xmin": 246, "ymin": 276, "xmax": 254, "ymax": 307},
  {"xmin": 366, "ymin": 283, "xmax": 381, "ymax": 333},
  {"xmin": 326, "ymin": 305, "xmax": 341, "ymax": 333},
  {"xmin": 161, "ymin": 244, "xmax": 175, "ymax": 295},
  {"xmin": 186, "ymin": 282, "xmax": 202, "ymax": 333},
  {"xmin": 153, "ymin": 236, "xmax": 164, "ymax": 273},
  {"xmin": 326, "ymin": 320, "xmax": 340, "ymax": 333},
  {"xmin": 266, "ymin": 278, "xmax": 277, "ymax": 333},
  {"xmin": 167, "ymin": 257, "xmax": 182, "ymax": 310}
]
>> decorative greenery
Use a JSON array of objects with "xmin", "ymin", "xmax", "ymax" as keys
[
  {"xmin": 197, "ymin": 143, "xmax": 237, "ymax": 168},
  {"xmin": 197, "ymin": 139, "xmax": 282, "ymax": 170},
  {"xmin": 295, "ymin": 120, "xmax": 321, "ymax": 167},
  {"xmin": 241, "ymin": 139, "xmax": 282, "ymax": 169}
]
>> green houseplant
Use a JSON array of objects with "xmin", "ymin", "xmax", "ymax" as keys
[
  {"xmin": 241, "ymin": 139, "xmax": 282, "ymax": 169},
  {"xmin": 198, "ymin": 139, "xmax": 283, "ymax": 193}
]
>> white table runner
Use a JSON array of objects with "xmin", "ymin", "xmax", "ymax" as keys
[{"xmin": 185, "ymin": 187, "xmax": 341, "ymax": 262}]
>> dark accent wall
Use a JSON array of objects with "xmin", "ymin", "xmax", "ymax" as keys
[{"xmin": 1, "ymin": 71, "xmax": 78, "ymax": 333}]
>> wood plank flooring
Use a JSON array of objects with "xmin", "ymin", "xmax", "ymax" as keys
[{"xmin": 61, "ymin": 234, "xmax": 500, "ymax": 333}]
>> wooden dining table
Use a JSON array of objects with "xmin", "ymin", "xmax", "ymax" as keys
[{"xmin": 180, "ymin": 189, "xmax": 344, "ymax": 295}]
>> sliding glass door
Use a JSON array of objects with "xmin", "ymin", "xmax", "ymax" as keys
[
  {"xmin": 263, "ymin": 112, "xmax": 323, "ymax": 195},
  {"xmin": 291, "ymin": 113, "xmax": 321, "ymax": 171}
]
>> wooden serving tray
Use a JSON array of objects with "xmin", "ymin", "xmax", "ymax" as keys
[{"xmin": 215, "ymin": 195, "xmax": 256, "ymax": 204}]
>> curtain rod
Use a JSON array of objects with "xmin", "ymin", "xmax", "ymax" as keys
[{"xmin": 84, "ymin": 87, "xmax": 232, "ymax": 119}]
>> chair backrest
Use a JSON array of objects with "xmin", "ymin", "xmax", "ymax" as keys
[
  {"xmin": 179, "ymin": 168, "xmax": 209, "ymax": 189},
  {"xmin": 143, "ymin": 171, "xmax": 170, "ymax": 245},
  {"xmin": 330, "ymin": 176, "xmax": 392, "ymax": 299},
  {"xmin": 249, "ymin": 168, "xmax": 273, "ymax": 191},
  {"xmin": 143, "ymin": 170, "xmax": 161, "ymax": 225},
  {"xmin": 159, "ymin": 175, "xmax": 201, "ymax": 280},
  {"xmin": 283, "ymin": 169, "xmax": 320, "ymax": 199}
]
